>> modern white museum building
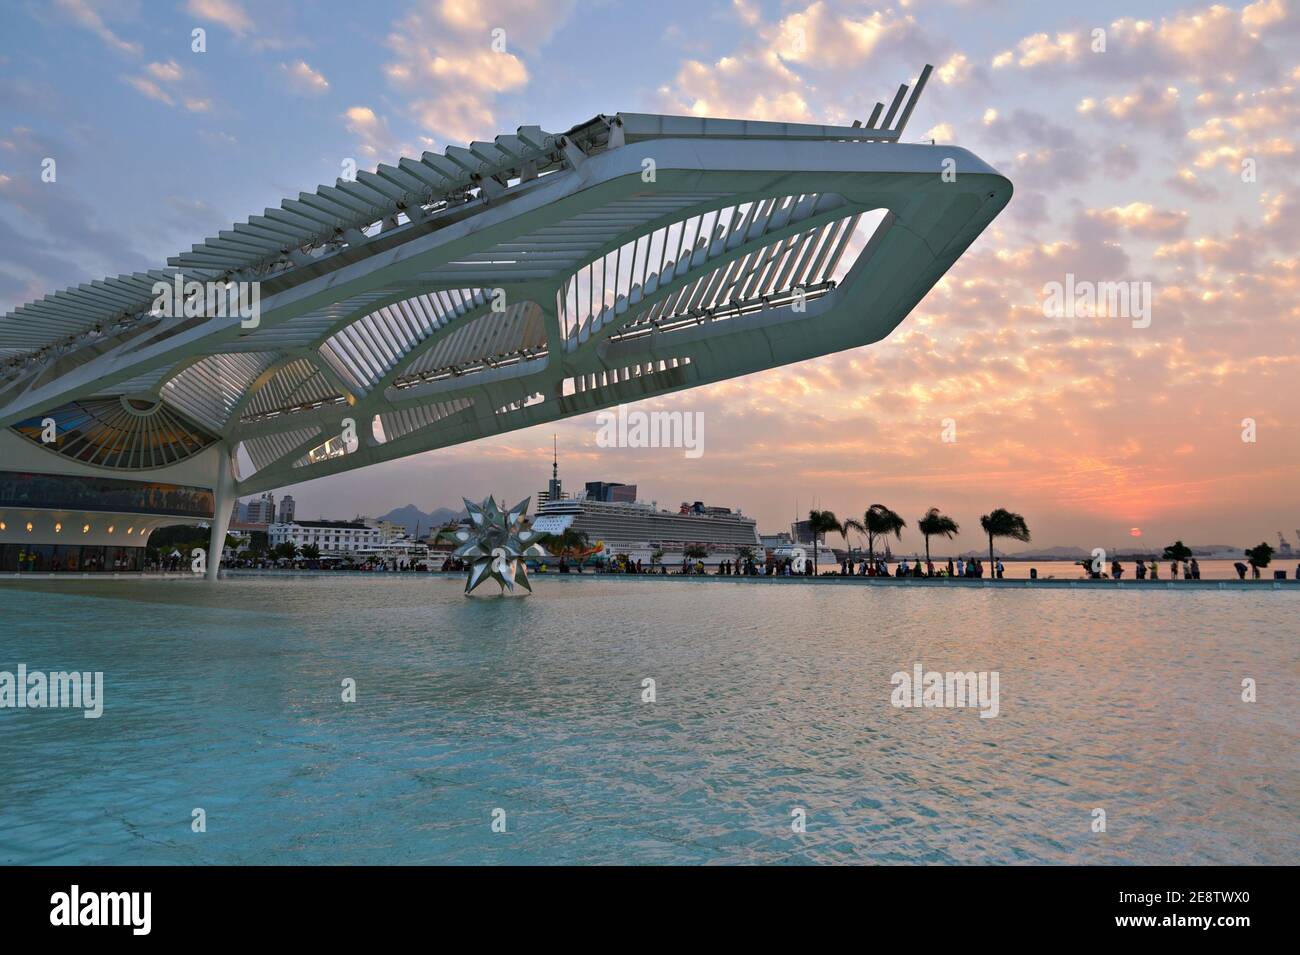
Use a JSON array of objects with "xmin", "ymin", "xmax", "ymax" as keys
[{"xmin": 0, "ymin": 66, "xmax": 1010, "ymax": 577}]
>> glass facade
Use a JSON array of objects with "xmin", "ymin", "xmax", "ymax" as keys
[
  {"xmin": 0, "ymin": 471, "xmax": 214, "ymax": 518},
  {"xmin": 10, "ymin": 398, "xmax": 216, "ymax": 469},
  {"xmin": 0, "ymin": 543, "xmax": 145, "ymax": 572}
]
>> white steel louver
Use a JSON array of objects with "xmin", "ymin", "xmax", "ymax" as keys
[
  {"xmin": 557, "ymin": 194, "xmax": 861, "ymax": 347},
  {"xmin": 376, "ymin": 399, "xmax": 475, "ymax": 443},
  {"xmin": 240, "ymin": 426, "xmax": 322, "ymax": 474},
  {"xmin": 162, "ymin": 352, "xmax": 279, "ymax": 431},
  {"xmin": 240, "ymin": 358, "xmax": 346, "ymax": 421},
  {"xmin": 317, "ymin": 288, "xmax": 491, "ymax": 393},
  {"xmin": 395, "ymin": 301, "xmax": 546, "ymax": 385}
]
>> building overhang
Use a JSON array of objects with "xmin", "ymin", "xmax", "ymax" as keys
[{"xmin": 0, "ymin": 66, "xmax": 1010, "ymax": 501}]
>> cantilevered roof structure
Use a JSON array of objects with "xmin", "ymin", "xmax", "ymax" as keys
[{"xmin": 0, "ymin": 66, "xmax": 1011, "ymax": 577}]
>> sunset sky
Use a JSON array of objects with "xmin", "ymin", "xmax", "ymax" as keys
[{"xmin": 1, "ymin": 0, "xmax": 1296, "ymax": 551}]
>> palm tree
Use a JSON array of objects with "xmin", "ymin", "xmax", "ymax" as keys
[
  {"xmin": 841, "ymin": 516, "xmax": 866, "ymax": 560},
  {"xmin": 547, "ymin": 527, "xmax": 589, "ymax": 557},
  {"xmin": 1162, "ymin": 540, "xmax": 1193, "ymax": 562},
  {"xmin": 684, "ymin": 543, "xmax": 708, "ymax": 570},
  {"xmin": 300, "ymin": 543, "xmax": 321, "ymax": 560},
  {"xmin": 547, "ymin": 528, "xmax": 592, "ymax": 569},
  {"xmin": 856, "ymin": 504, "xmax": 906, "ymax": 564},
  {"xmin": 917, "ymin": 508, "xmax": 959, "ymax": 567},
  {"xmin": 806, "ymin": 509, "xmax": 841, "ymax": 574},
  {"xmin": 979, "ymin": 508, "xmax": 1031, "ymax": 569},
  {"xmin": 1244, "ymin": 542, "xmax": 1274, "ymax": 579}
]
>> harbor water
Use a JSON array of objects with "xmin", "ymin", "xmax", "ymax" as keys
[{"xmin": 1, "ymin": 574, "xmax": 1295, "ymax": 864}]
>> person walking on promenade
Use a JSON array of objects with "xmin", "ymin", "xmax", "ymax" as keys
[
  {"xmin": 1190, "ymin": 558, "xmax": 1200, "ymax": 580},
  {"xmin": 946, "ymin": 557, "xmax": 955, "ymax": 577},
  {"xmin": 956, "ymin": 557, "xmax": 965, "ymax": 578},
  {"xmin": 1150, "ymin": 561, "xmax": 1159, "ymax": 580},
  {"xmin": 1112, "ymin": 559, "xmax": 1123, "ymax": 580},
  {"xmin": 996, "ymin": 559, "xmax": 1005, "ymax": 579}
]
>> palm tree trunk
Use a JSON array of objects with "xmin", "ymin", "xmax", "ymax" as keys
[
  {"xmin": 812, "ymin": 539, "xmax": 818, "ymax": 574},
  {"xmin": 988, "ymin": 533, "xmax": 994, "ymax": 572},
  {"xmin": 925, "ymin": 534, "xmax": 931, "ymax": 566}
]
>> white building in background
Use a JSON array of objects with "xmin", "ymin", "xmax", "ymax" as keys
[
  {"xmin": 378, "ymin": 519, "xmax": 407, "ymax": 539},
  {"xmin": 268, "ymin": 519, "xmax": 381, "ymax": 554}
]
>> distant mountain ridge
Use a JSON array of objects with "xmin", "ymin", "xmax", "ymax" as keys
[{"xmin": 377, "ymin": 504, "xmax": 464, "ymax": 536}]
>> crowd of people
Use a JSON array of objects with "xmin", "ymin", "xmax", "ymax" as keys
[
  {"xmin": 526, "ymin": 552, "xmax": 1300, "ymax": 582},
  {"xmin": 14, "ymin": 545, "xmax": 1297, "ymax": 582},
  {"xmin": 535, "ymin": 553, "xmax": 1007, "ymax": 578},
  {"xmin": 1096, "ymin": 558, "xmax": 1203, "ymax": 580},
  {"xmin": 836, "ymin": 555, "xmax": 1003, "ymax": 578}
]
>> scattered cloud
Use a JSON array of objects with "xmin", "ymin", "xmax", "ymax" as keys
[
  {"xmin": 0, "ymin": 126, "xmax": 153, "ymax": 309},
  {"xmin": 342, "ymin": 105, "xmax": 398, "ymax": 160},
  {"xmin": 281, "ymin": 60, "xmax": 329, "ymax": 95},
  {"xmin": 381, "ymin": 0, "xmax": 577, "ymax": 144},
  {"xmin": 146, "ymin": 60, "xmax": 184, "ymax": 84},
  {"xmin": 53, "ymin": 0, "xmax": 141, "ymax": 57},
  {"xmin": 186, "ymin": 0, "xmax": 254, "ymax": 37},
  {"xmin": 122, "ymin": 75, "xmax": 174, "ymax": 107},
  {"xmin": 936, "ymin": 52, "xmax": 972, "ymax": 85},
  {"xmin": 1086, "ymin": 202, "xmax": 1189, "ymax": 239},
  {"xmin": 123, "ymin": 58, "xmax": 216, "ymax": 113}
]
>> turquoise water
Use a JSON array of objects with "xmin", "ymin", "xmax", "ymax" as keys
[{"xmin": 1, "ymin": 574, "xmax": 1296, "ymax": 865}]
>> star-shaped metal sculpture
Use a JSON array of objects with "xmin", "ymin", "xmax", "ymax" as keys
[{"xmin": 446, "ymin": 496, "xmax": 546, "ymax": 595}]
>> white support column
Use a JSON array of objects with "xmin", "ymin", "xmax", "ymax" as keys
[{"xmin": 205, "ymin": 446, "xmax": 236, "ymax": 582}]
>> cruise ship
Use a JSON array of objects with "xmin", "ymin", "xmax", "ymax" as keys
[{"xmin": 528, "ymin": 453, "xmax": 759, "ymax": 567}]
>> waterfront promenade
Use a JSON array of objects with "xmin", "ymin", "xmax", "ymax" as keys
[
  {"xmin": 4, "ymin": 569, "xmax": 1296, "ymax": 590},
  {"xmin": 531, "ymin": 573, "xmax": 1300, "ymax": 591}
]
